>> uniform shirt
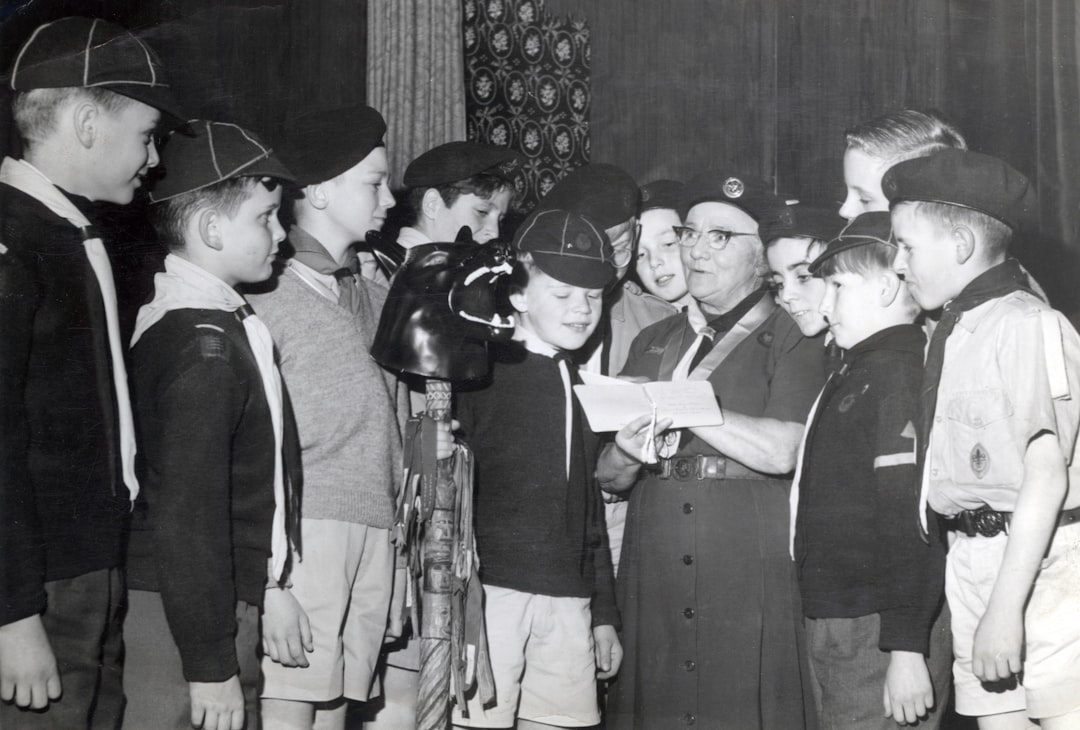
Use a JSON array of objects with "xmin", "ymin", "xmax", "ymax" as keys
[{"xmin": 927, "ymin": 291, "xmax": 1080, "ymax": 516}]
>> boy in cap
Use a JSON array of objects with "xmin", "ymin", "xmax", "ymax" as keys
[
  {"xmin": 539, "ymin": 163, "xmax": 674, "ymax": 377},
  {"xmin": 0, "ymin": 16, "xmax": 183, "ymax": 727},
  {"xmin": 452, "ymin": 209, "xmax": 622, "ymax": 728},
  {"xmin": 246, "ymin": 105, "xmax": 410, "ymax": 730},
  {"xmin": 398, "ymin": 140, "xmax": 521, "ymax": 248},
  {"xmin": 887, "ymin": 149, "xmax": 1080, "ymax": 726},
  {"xmin": 124, "ymin": 120, "xmax": 296, "ymax": 730},
  {"xmin": 789, "ymin": 212, "xmax": 948, "ymax": 729}
]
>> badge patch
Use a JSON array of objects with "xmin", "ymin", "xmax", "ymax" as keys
[
  {"xmin": 970, "ymin": 443, "xmax": 990, "ymax": 479},
  {"xmin": 838, "ymin": 393, "xmax": 857, "ymax": 413},
  {"xmin": 757, "ymin": 331, "xmax": 774, "ymax": 347},
  {"xmin": 646, "ymin": 345, "xmax": 666, "ymax": 354}
]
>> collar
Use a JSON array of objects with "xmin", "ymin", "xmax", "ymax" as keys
[
  {"xmin": 396, "ymin": 226, "xmax": 432, "ymax": 249},
  {"xmin": 950, "ymin": 259, "xmax": 1034, "ymax": 334},
  {"xmin": 845, "ymin": 323, "xmax": 926, "ymax": 359},
  {"xmin": 514, "ymin": 325, "xmax": 560, "ymax": 358}
]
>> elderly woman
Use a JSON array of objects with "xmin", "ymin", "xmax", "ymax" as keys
[{"xmin": 599, "ymin": 174, "xmax": 827, "ymax": 729}]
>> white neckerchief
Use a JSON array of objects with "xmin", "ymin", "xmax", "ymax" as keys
[
  {"xmin": 0, "ymin": 157, "xmax": 139, "ymax": 501},
  {"xmin": 132, "ymin": 254, "xmax": 288, "ymax": 581},
  {"xmin": 788, "ymin": 373, "xmax": 834, "ymax": 559},
  {"xmin": 517, "ymin": 328, "xmax": 573, "ymax": 478}
]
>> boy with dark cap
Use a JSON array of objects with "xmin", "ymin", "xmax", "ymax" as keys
[
  {"xmin": 788, "ymin": 212, "xmax": 948, "ymax": 729},
  {"xmin": 539, "ymin": 163, "xmax": 674, "ymax": 377},
  {"xmin": 887, "ymin": 149, "xmax": 1080, "ymax": 726},
  {"xmin": 398, "ymin": 140, "xmax": 521, "ymax": 248},
  {"xmin": 452, "ymin": 209, "xmax": 622, "ymax": 729},
  {"xmin": 246, "ymin": 105, "xmax": 410, "ymax": 730},
  {"xmin": 124, "ymin": 120, "xmax": 296, "ymax": 730},
  {"xmin": 0, "ymin": 16, "xmax": 183, "ymax": 728}
]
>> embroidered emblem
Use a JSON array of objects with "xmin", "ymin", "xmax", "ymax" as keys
[
  {"xmin": 198, "ymin": 332, "xmax": 228, "ymax": 360},
  {"xmin": 838, "ymin": 393, "xmax": 857, "ymax": 413},
  {"xmin": 646, "ymin": 345, "xmax": 666, "ymax": 354},
  {"xmin": 757, "ymin": 331, "xmax": 774, "ymax": 347},
  {"xmin": 970, "ymin": 443, "xmax": 990, "ymax": 479},
  {"xmin": 722, "ymin": 177, "xmax": 745, "ymax": 199}
]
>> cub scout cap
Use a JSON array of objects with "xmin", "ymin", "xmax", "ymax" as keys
[
  {"xmin": 809, "ymin": 211, "xmax": 893, "ymax": 274},
  {"xmin": 150, "ymin": 120, "xmax": 295, "ymax": 203},
  {"xmin": 758, "ymin": 203, "xmax": 843, "ymax": 246},
  {"xmin": 682, "ymin": 171, "xmax": 788, "ymax": 223},
  {"xmin": 275, "ymin": 105, "xmax": 386, "ymax": 187},
  {"xmin": 639, "ymin": 179, "xmax": 685, "ymax": 213},
  {"xmin": 403, "ymin": 141, "xmax": 523, "ymax": 188},
  {"xmin": 539, "ymin": 164, "xmax": 639, "ymax": 229},
  {"xmin": 514, "ymin": 208, "xmax": 615, "ymax": 289},
  {"xmin": 9, "ymin": 17, "xmax": 186, "ymax": 125},
  {"xmin": 882, "ymin": 148, "xmax": 1037, "ymax": 231}
]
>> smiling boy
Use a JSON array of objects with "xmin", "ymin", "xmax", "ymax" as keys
[
  {"xmin": 453, "ymin": 208, "xmax": 621, "ymax": 729},
  {"xmin": 124, "ymin": 121, "xmax": 296, "ymax": 730},
  {"xmin": 0, "ymin": 17, "xmax": 184, "ymax": 728}
]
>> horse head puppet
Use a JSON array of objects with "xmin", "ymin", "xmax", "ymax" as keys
[{"xmin": 369, "ymin": 229, "xmax": 515, "ymax": 382}]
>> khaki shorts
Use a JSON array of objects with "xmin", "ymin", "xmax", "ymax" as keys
[
  {"xmin": 947, "ymin": 523, "xmax": 1080, "ymax": 718},
  {"xmin": 260, "ymin": 519, "xmax": 393, "ymax": 702},
  {"xmin": 452, "ymin": 585, "xmax": 599, "ymax": 728}
]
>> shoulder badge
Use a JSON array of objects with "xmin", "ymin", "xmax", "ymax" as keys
[{"xmin": 195, "ymin": 323, "xmax": 230, "ymax": 361}]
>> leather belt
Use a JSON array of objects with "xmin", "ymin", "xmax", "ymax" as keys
[
  {"xmin": 647, "ymin": 454, "xmax": 767, "ymax": 481},
  {"xmin": 942, "ymin": 504, "xmax": 1080, "ymax": 538}
]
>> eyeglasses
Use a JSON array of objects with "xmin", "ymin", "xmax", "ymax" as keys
[
  {"xmin": 609, "ymin": 221, "xmax": 641, "ymax": 268},
  {"xmin": 673, "ymin": 226, "xmax": 758, "ymax": 251}
]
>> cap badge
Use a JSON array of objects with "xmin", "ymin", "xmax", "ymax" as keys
[
  {"xmin": 573, "ymin": 232, "xmax": 592, "ymax": 252},
  {"xmin": 723, "ymin": 177, "xmax": 745, "ymax": 199},
  {"xmin": 778, "ymin": 208, "xmax": 794, "ymax": 226}
]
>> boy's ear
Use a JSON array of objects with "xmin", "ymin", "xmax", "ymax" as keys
[
  {"xmin": 197, "ymin": 208, "xmax": 225, "ymax": 252},
  {"xmin": 304, "ymin": 183, "xmax": 329, "ymax": 210},
  {"xmin": 952, "ymin": 225, "xmax": 976, "ymax": 265},
  {"xmin": 879, "ymin": 268, "xmax": 903, "ymax": 307},
  {"xmin": 507, "ymin": 289, "xmax": 528, "ymax": 314},
  {"xmin": 421, "ymin": 188, "xmax": 444, "ymax": 221},
  {"xmin": 72, "ymin": 102, "xmax": 98, "ymax": 149}
]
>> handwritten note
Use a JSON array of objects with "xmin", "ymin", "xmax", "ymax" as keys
[{"xmin": 573, "ymin": 373, "xmax": 723, "ymax": 433}]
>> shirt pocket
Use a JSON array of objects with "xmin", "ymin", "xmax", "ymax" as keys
[{"xmin": 943, "ymin": 389, "xmax": 1020, "ymax": 487}]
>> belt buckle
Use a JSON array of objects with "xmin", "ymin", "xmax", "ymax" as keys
[
  {"xmin": 696, "ymin": 455, "xmax": 725, "ymax": 480},
  {"xmin": 971, "ymin": 505, "xmax": 1008, "ymax": 537}
]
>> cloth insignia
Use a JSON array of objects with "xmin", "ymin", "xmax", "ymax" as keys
[
  {"xmin": 196, "ymin": 324, "xmax": 229, "ymax": 360},
  {"xmin": 970, "ymin": 442, "xmax": 990, "ymax": 479},
  {"xmin": 757, "ymin": 331, "xmax": 774, "ymax": 347},
  {"xmin": 646, "ymin": 345, "xmax": 666, "ymax": 355},
  {"xmin": 838, "ymin": 393, "xmax": 857, "ymax": 413},
  {"xmin": 901, "ymin": 421, "xmax": 917, "ymax": 440}
]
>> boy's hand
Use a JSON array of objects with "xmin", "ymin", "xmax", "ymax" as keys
[
  {"xmin": 883, "ymin": 650, "xmax": 933, "ymax": 725},
  {"xmin": 0, "ymin": 614, "xmax": 62, "ymax": 709},
  {"xmin": 972, "ymin": 605, "xmax": 1024, "ymax": 682},
  {"xmin": 435, "ymin": 419, "xmax": 460, "ymax": 461},
  {"xmin": 261, "ymin": 587, "xmax": 313, "ymax": 667},
  {"xmin": 593, "ymin": 624, "xmax": 623, "ymax": 680},
  {"xmin": 189, "ymin": 676, "xmax": 244, "ymax": 730}
]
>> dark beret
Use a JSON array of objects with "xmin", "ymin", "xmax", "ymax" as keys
[
  {"xmin": 882, "ymin": 148, "xmax": 1036, "ymax": 231},
  {"xmin": 639, "ymin": 179, "xmax": 685, "ymax": 213},
  {"xmin": 403, "ymin": 141, "xmax": 522, "ymax": 188},
  {"xmin": 514, "ymin": 208, "xmax": 615, "ymax": 289},
  {"xmin": 276, "ymin": 105, "xmax": 386, "ymax": 186},
  {"xmin": 681, "ymin": 171, "xmax": 788, "ymax": 222},
  {"xmin": 809, "ymin": 212, "xmax": 893, "ymax": 273},
  {"xmin": 150, "ymin": 120, "xmax": 295, "ymax": 203},
  {"xmin": 8, "ymin": 17, "xmax": 185, "ymax": 125},
  {"xmin": 538, "ymin": 163, "xmax": 639, "ymax": 229},
  {"xmin": 759, "ymin": 203, "xmax": 844, "ymax": 246}
]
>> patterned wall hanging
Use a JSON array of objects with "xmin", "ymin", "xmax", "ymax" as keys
[{"xmin": 463, "ymin": 0, "xmax": 591, "ymax": 212}]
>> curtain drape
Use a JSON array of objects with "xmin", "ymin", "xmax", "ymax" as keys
[{"xmin": 367, "ymin": 0, "xmax": 467, "ymax": 189}]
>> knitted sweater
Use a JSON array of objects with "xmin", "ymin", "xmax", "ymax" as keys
[{"xmin": 247, "ymin": 264, "xmax": 400, "ymax": 526}]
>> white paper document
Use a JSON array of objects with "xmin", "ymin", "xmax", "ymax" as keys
[{"xmin": 572, "ymin": 372, "xmax": 723, "ymax": 433}]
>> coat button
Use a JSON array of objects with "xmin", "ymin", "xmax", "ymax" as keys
[
  {"xmin": 683, "ymin": 503, "xmax": 694, "ymax": 514},
  {"xmin": 683, "ymin": 607, "xmax": 695, "ymax": 619},
  {"xmin": 683, "ymin": 659, "xmax": 696, "ymax": 671},
  {"xmin": 682, "ymin": 554, "xmax": 694, "ymax": 565},
  {"xmin": 682, "ymin": 713, "xmax": 696, "ymax": 725}
]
